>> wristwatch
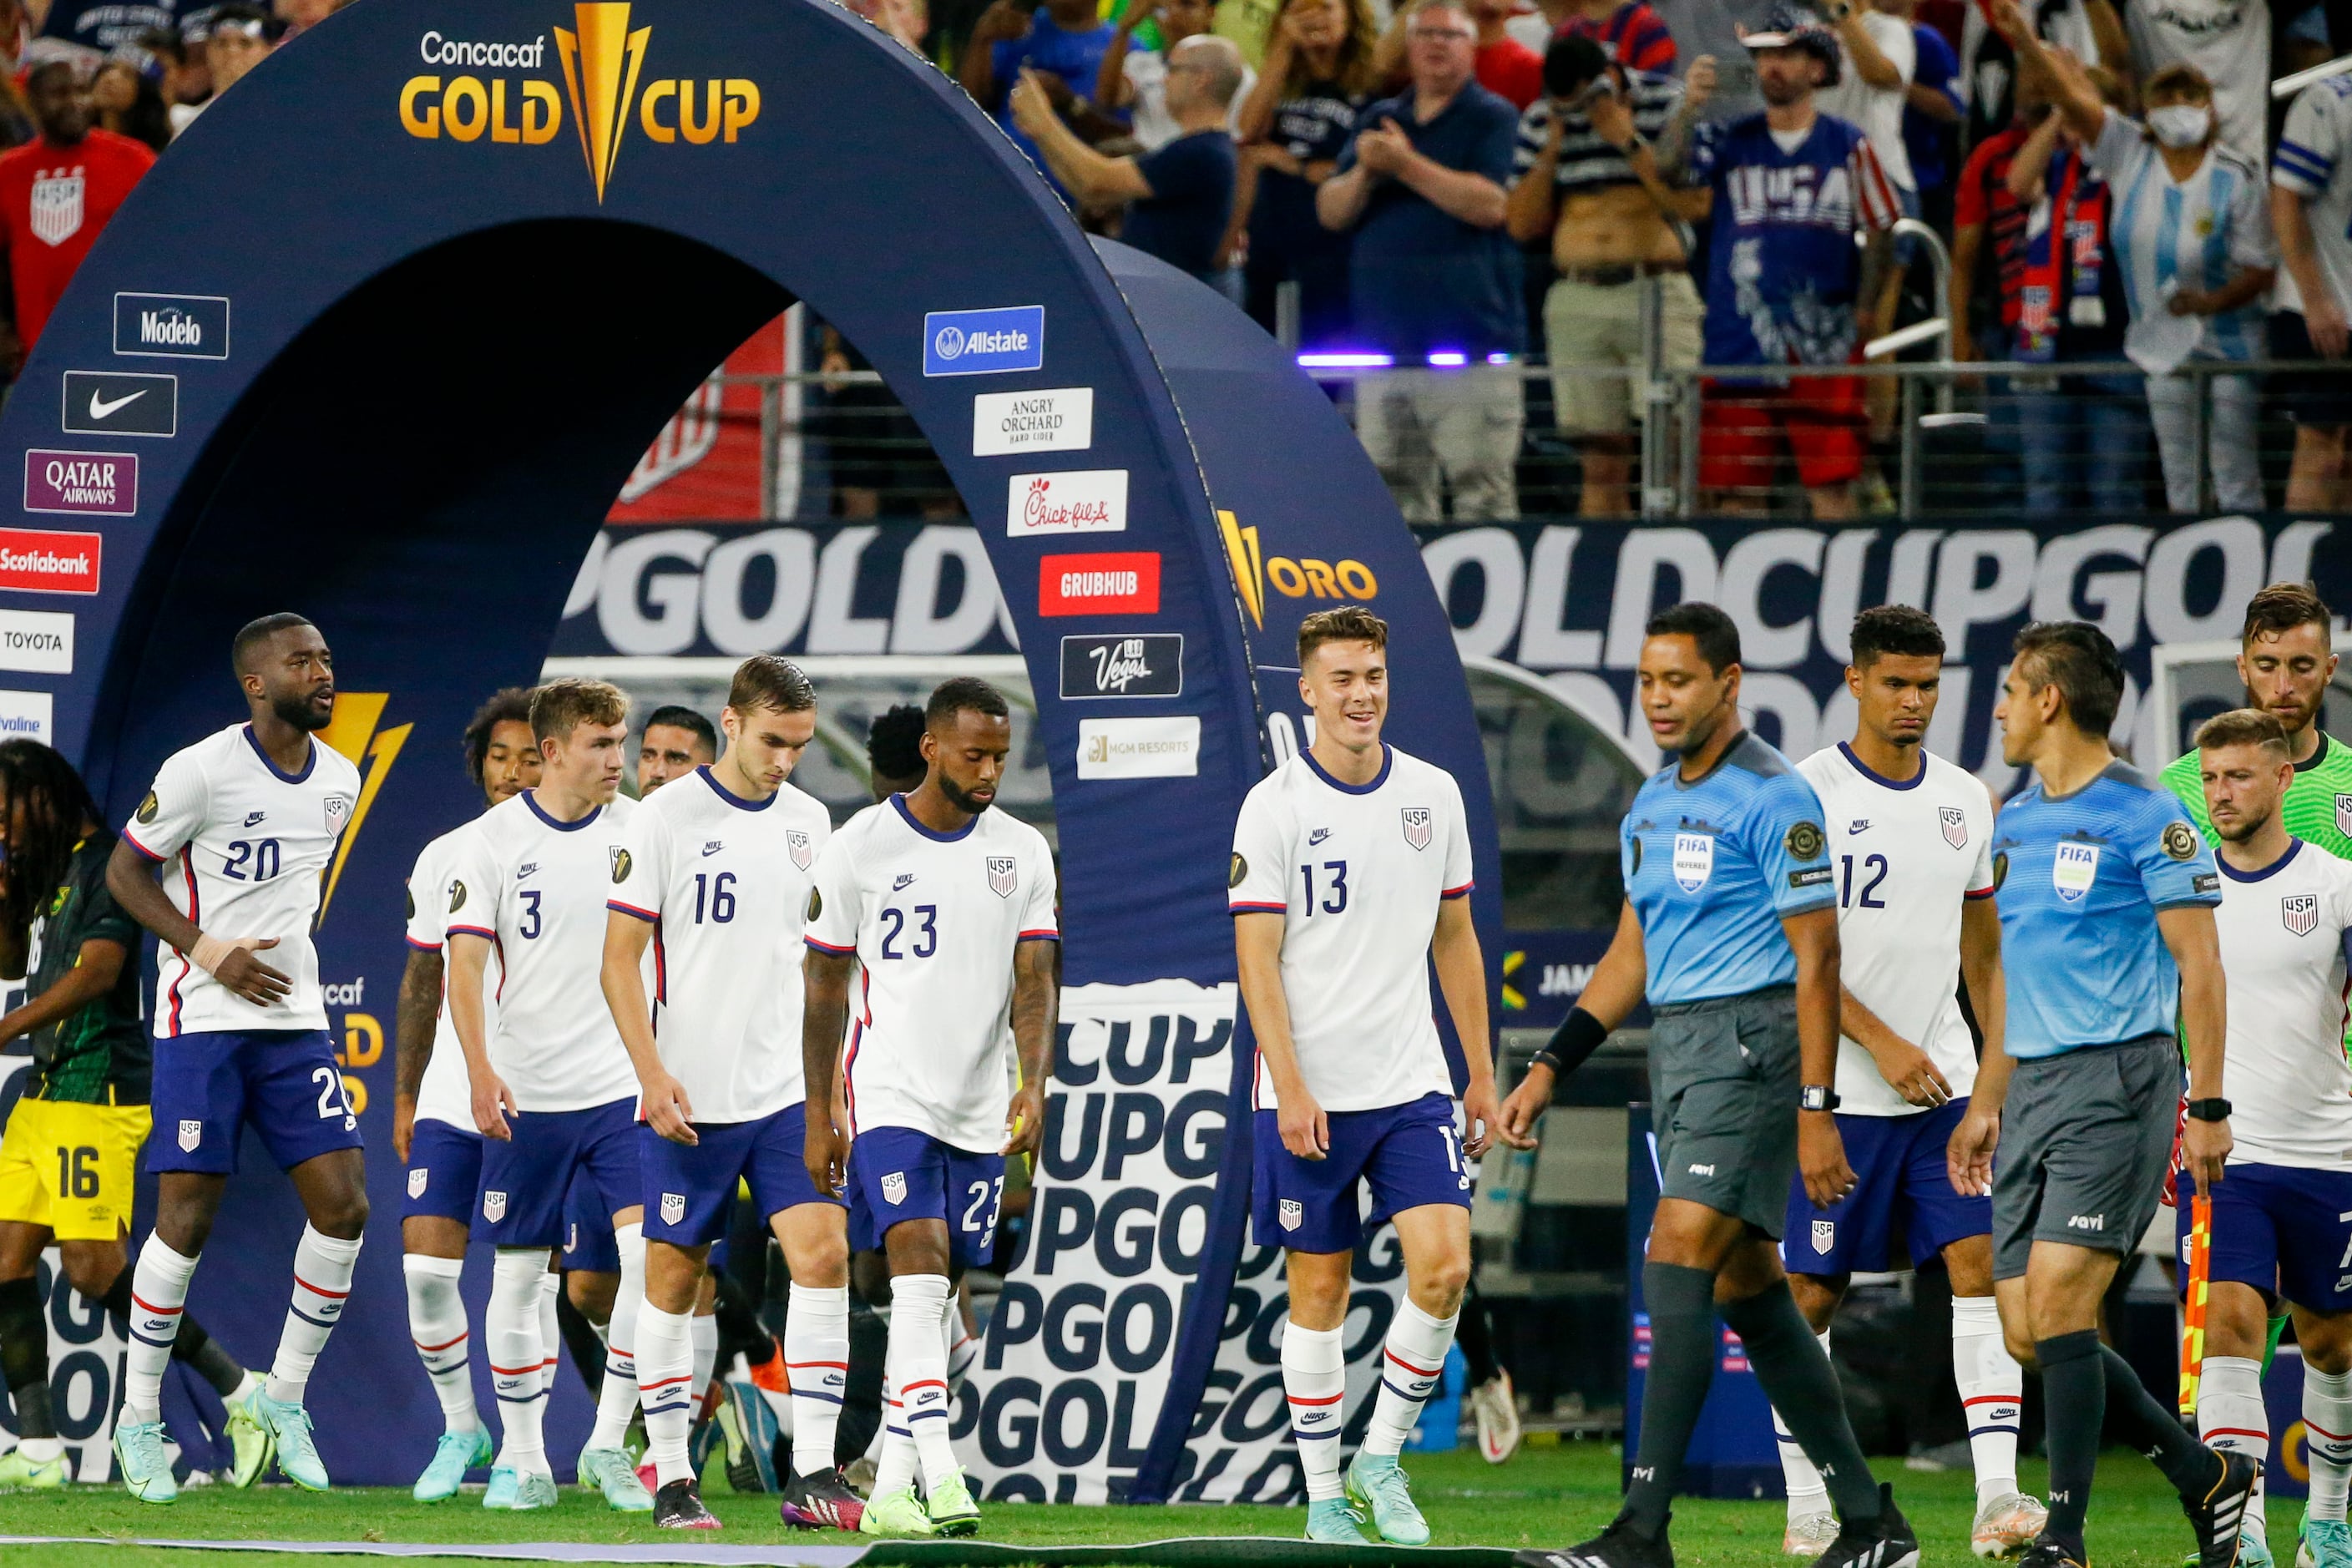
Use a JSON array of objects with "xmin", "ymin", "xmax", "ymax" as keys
[
  {"xmin": 2186, "ymin": 1097, "xmax": 2233, "ymax": 1122},
  {"xmin": 1801, "ymin": 1085, "xmax": 1841, "ymax": 1113}
]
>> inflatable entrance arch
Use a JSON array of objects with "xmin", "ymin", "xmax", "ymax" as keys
[{"xmin": 0, "ymin": 0, "xmax": 1498, "ymax": 1493}]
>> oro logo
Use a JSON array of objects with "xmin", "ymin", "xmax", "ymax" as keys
[
  {"xmin": 398, "ymin": 4, "xmax": 762, "ymax": 204},
  {"xmin": 1216, "ymin": 510, "xmax": 1378, "ymax": 630}
]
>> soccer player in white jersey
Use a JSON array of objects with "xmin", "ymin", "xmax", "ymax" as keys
[
  {"xmin": 2182, "ymin": 709, "xmax": 2352, "ymax": 1568},
  {"xmin": 1771, "ymin": 607, "xmax": 2043, "ymax": 1560},
  {"xmin": 1230, "ymin": 605, "xmax": 1521, "ymax": 1546},
  {"xmin": 444, "ymin": 678, "xmax": 651, "ymax": 1515},
  {"xmin": 600, "ymin": 656, "xmax": 857, "ymax": 1534},
  {"xmin": 2272, "ymin": 71, "xmax": 2352, "ymax": 511},
  {"xmin": 803, "ymin": 677, "xmax": 1059, "ymax": 1540},
  {"xmin": 392, "ymin": 687, "xmax": 541, "ymax": 1502},
  {"xmin": 102, "ymin": 614, "xmax": 368, "ymax": 1503}
]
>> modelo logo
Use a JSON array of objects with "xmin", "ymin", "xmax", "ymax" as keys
[
  {"xmin": 398, "ymin": 4, "xmax": 762, "ymax": 203},
  {"xmin": 924, "ymin": 306, "xmax": 1046, "ymax": 377},
  {"xmin": 1217, "ymin": 511, "xmax": 1378, "ymax": 630},
  {"xmin": 112, "ymin": 293, "xmax": 230, "ymax": 360}
]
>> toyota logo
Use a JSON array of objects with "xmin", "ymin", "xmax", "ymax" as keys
[{"xmin": 933, "ymin": 325, "xmax": 967, "ymax": 359}]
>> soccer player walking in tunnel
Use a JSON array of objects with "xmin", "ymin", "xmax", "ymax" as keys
[
  {"xmin": 803, "ymin": 677, "xmax": 1060, "ymax": 1540},
  {"xmin": 1501, "ymin": 601, "xmax": 1914, "ymax": 1568},
  {"xmin": 1231, "ymin": 604, "xmax": 1522, "ymax": 1545},
  {"xmin": 104, "ymin": 614, "xmax": 369, "ymax": 1502}
]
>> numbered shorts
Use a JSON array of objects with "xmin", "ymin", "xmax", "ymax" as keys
[
  {"xmin": 1251, "ymin": 1090, "xmax": 1471, "ymax": 1255},
  {"xmin": 641, "ymin": 1103, "xmax": 838, "ymax": 1247},
  {"xmin": 1649, "ymin": 985, "xmax": 1800, "ymax": 1238},
  {"xmin": 559, "ymin": 1167, "xmax": 622, "ymax": 1272},
  {"xmin": 1785, "ymin": 1098, "xmax": 1990, "ymax": 1274},
  {"xmin": 847, "ymin": 1125, "xmax": 1004, "ymax": 1269},
  {"xmin": 147, "ymin": 1028, "xmax": 362, "ymax": 1176},
  {"xmin": 474, "ymin": 1096, "xmax": 640, "ymax": 1249},
  {"xmin": 0, "ymin": 1098, "xmax": 150, "ymax": 1240},
  {"xmin": 2172, "ymin": 1161, "xmax": 2352, "ymax": 1313},
  {"xmin": 1993, "ymin": 1034, "xmax": 2177, "ymax": 1279},
  {"xmin": 402, "ymin": 1116, "xmax": 483, "ymax": 1223}
]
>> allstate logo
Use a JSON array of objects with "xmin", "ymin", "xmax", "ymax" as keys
[
  {"xmin": 934, "ymin": 325, "xmax": 968, "ymax": 361},
  {"xmin": 923, "ymin": 306, "xmax": 1044, "ymax": 376}
]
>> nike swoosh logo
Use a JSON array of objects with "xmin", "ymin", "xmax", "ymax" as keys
[{"xmin": 89, "ymin": 389, "xmax": 146, "ymax": 419}]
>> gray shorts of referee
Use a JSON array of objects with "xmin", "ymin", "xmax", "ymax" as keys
[
  {"xmin": 1648, "ymin": 984, "xmax": 1800, "ymax": 1238},
  {"xmin": 1992, "ymin": 1032, "xmax": 2180, "ymax": 1281}
]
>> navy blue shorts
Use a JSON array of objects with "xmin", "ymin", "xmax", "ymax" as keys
[
  {"xmin": 403, "ymin": 1117, "xmax": 482, "ymax": 1222},
  {"xmin": 147, "ymin": 1029, "xmax": 363, "ymax": 1176},
  {"xmin": 1251, "ymin": 1091, "xmax": 1471, "ymax": 1256},
  {"xmin": 641, "ymin": 1104, "xmax": 837, "ymax": 1247},
  {"xmin": 2175, "ymin": 1161, "xmax": 2352, "ymax": 1313},
  {"xmin": 559, "ymin": 1167, "xmax": 622, "ymax": 1272},
  {"xmin": 474, "ymin": 1097, "xmax": 639, "ymax": 1248},
  {"xmin": 847, "ymin": 1125, "xmax": 1004, "ymax": 1268},
  {"xmin": 1785, "ymin": 1099, "xmax": 1990, "ymax": 1275}
]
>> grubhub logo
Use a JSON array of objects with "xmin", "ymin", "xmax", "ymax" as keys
[
  {"xmin": 399, "ymin": 3, "xmax": 762, "ymax": 203},
  {"xmin": 1217, "ymin": 510, "xmax": 1379, "ymax": 631}
]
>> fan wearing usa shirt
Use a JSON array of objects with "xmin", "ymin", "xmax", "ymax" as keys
[
  {"xmin": 443, "ymin": 679, "xmax": 651, "ymax": 1516},
  {"xmin": 600, "ymin": 657, "xmax": 857, "ymax": 1535},
  {"xmin": 103, "ymin": 613, "xmax": 365, "ymax": 1504},
  {"xmin": 1230, "ymin": 605, "xmax": 1522, "ymax": 1546},
  {"xmin": 802, "ymin": 677, "xmax": 1058, "ymax": 1541}
]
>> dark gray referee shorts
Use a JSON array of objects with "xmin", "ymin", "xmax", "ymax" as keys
[
  {"xmin": 1649, "ymin": 984, "xmax": 1801, "ymax": 1239},
  {"xmin": 1992, "ymin": 1032, "xmax": 2180, "ymax": 1281}
]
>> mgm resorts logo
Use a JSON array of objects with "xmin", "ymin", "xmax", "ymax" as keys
[
  {"xmin": 398, "ymin": 3, "xmax": 762, "ymax": 202},
  {"xmin": 1217, "ymin": 509, "xmax": 1380, "ymax": 631}
]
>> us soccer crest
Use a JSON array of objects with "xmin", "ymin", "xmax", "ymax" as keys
[
  {"xmin": 30, "ymin": 169, "xmax": 83, "ymax": 247},
  {"xmin": 407, "ymin": 1168, "xmax": 427, "ymax": 1199},
  {"xmin": 660, "ymin": 1191, "xmax": 686, "ymax": 1225},
  {"xmin": 177, "ymin": 1119, "xmax": 200, "ymax": 1151},
  {"xmin": 1279, "ymin": 1199, "xmax": 1303, "ymax": 1231},
  {"xmin": 1940, "ymin": 806, "xmax": 1967, "ymax": 848},
  {"xmin": 2339, "ymin": 793, "xmax": 2352, "ymax": 837},
  {"xmin": 2286, "ymin": 893, "xmax": 2321, "ymax": 937},
  {"xmin": 1812, "ymin": 1219, "xmax": 1835, "ymax": 1253},
  {"xmin": 882, "ymin": 1171, "xmax": 908, "ymax": 1206},
  {"xmin": 1401, "ymin": 807, "xmax": 1432, "ymax": 850},
  {"xmin": 483, "ymin": 1190, "xmax": 508, "ymax": 1222},
  {"xmin": 787, "ymin": 830, "xmax": 812, "ymax": 871},
  {"xmin": 988, "ymin": 856, "xmax": 1017, "ymax": 898},
  {"xmin": 324, "ymin": 793, "xmax": 352, "ymax": 836}
]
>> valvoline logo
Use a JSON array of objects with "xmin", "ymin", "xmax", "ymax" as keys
[{"xmin": 923, "ymin": 306, "xmax": 1044, "ymax": 377}]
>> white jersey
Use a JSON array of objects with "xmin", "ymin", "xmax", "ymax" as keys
[
  {"xmin": 1228, "ymin": 745, "xmax": 1474, "ymax": 1115},
  {"xmin": 2124, "ymin": 0, "xmax": 2270, "ymax": 163},
  {"xmin": 1818, "ymin": 11, "xmax": 1917, "ymax": 192},
  {"xmin": 2273, "ymin": 74, "xmax": 2352, "ymax": 319},
  {"xmin": 608, "ymin": 766, "xmax": 831, "ymax": 1124},
  {"xmin": 403, "ymin": 822, "xmax": 507, "ymax": 1132},
  {"xmin": 445, "ymin": 790, "xmax": 640, "ymax": 1114},
  {"xmin": 121, "ymin": 723, "xmax": 362, "ymax": 1037},
  {"xmin": 2213, "ymin": 837, "xmax": 2352, "ymax": 1169},
  {"xmin": 1796, "ymin": 743, "xmax": 1996, "ymax": 1117},
  {"xmin": 804, "ymin": 796, "xmax": 1058, "ymax": 1151}
]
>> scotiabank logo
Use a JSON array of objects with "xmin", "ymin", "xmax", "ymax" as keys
[
  {"xmin": 1039, "ymin": 552, "xmax": 1160, "ymax": 617},
  {"xmin": 0, "ymin": 528, "xmax": 101, "ymax": 594}
]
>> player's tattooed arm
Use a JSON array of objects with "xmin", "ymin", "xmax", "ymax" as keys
[
  {"xmin": 392, "ymin": 946, "xmax": 443, "ymax": 1162},
  {"xmin": 1787, "ymin": 906, "xmax": 1858, "ymax": 1206},
  {"xmin": 802, "ymin": 946, "xmax": 856, "ymax": 1198},
  {"xmin": 2162, "ymin": 903, "xmax": 2231, "ymax": 1195},
  {"xmin": 1004, "ymin": 938, "xmax": 1058, "ymax": 1159},
  {"xmin": 104, "ymin": 837, "xmax": 290, "ymax": 1006}
]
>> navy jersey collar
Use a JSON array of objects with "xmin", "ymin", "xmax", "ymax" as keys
[
  {"xmin": 522, "ymin": 789, "xmax": 601, "ymax": 832},
  {"xmin": 2218, "ymin": 836, "xmax": 2300, "ymax": 883},
  {"xmin": 700, "ymin": 765, "xmax": 773, "ymax": 812},
  {"xmin": 1838, "ymin": 741, "xmax": 1926, "ymax": 792},
  {"xmin": 892, "ymin": 792, "xmax": 976, "ymax": 842},
  {"xmin": 242, "ymin": 725, "xmax": 316, "ymax": 785},
  {"xmin": 1302, "ymin": 744, "xmax": 1392, "ymax": 796}
]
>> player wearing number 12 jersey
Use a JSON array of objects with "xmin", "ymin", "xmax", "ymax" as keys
[{"xmin": 803, "ymin": 677, "xmax": 1059, "ymax": 1540}]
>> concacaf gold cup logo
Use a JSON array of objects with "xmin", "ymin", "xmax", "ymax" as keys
[{"xmin": 398, "ymin": 3, "xmax": 761, "ymax": 202}]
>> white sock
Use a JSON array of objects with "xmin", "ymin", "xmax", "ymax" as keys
[
  {"xmin": 267, "ymin": 1226, "xmax": 362, "ymax": 1406},
  {"xmin": 888, "ymin": 1273, "xmax": 958, "ymax": 1489},
  {"xmin": 636, "ymin": 1300, "xmax": 696, "ymax": 1487},
  {"xmin": 123, "ymin": 1236, "xmax": 198, "ymax": 1424},
  {"xmin": 2201, "ymin": 1355, "xmax": 2270, "ymax": 1547},
  {"xmin": 1952, "ymin": 1295, "xmax": 2022, "ymax": 1506},
  {"xmin": 1282, "ymin": 1320, "xmax": 1346, "ymax": 1502},
  {"xmin": 1775, "ymin": 1329, "xmax": 1834, "ymax": 1520},
  {"xmin": 1363, "ymin": 1298, "xmax": 1459, "ymax": 1459},
  {"xmin": 539, "ymin": 1271, "xmax": 561, "ymax": 1393},
  {"xmin": 873, "ymin": 1373, "xmax": 918, "ymax": 1497},
  {"xmin": 18, "ymin": 1434, "xmax": 63, "ymax": 1462},
  {"xmin": 403, "ymin": 1254, "xmax": 477, "ymax": 1433},
  {"xmin": 690, "ymin": 1309, "xmax": 718, "ymax": 1409},
  {"xmin": 787, "ymin": 1282, "xmax": 851, "ymax": 1480},
  {"xmin": 2306, "ymin": 1366, "xmax": 2352, "ymax": 1521},
  {"xmin": 488, "ymin": 1247, "xmax": 552, "ymax": 1474},
  {"xmin": 588, "ymin": 1222, "xmax": 645, "ymax": 1450}
]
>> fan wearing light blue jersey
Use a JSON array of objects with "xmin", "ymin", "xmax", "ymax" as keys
[
  {"xmin": 1976, "ymin": 620, "xmax": 2252, "ymax": 1568},
  {"xmin": 1502, "ymin": 603, "xmax": 1912, "ymax": 1568}
]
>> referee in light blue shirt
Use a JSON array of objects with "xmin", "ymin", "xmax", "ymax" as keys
[
  {"xmin": 1503, "ymin": 603, "xmax": 1911, "ymax": 1568},
  {"xmin": 1971, "ymin": 621, "xmax": 2253, "ymax": 1568}
]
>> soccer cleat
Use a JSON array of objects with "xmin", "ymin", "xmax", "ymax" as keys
[
  {"xmin": 578, "ymin": 1444, "xmax": 654, "ymax": 1511},
  {"xmin": 1972, "ymin": 1492, "xmax": 2051, "ymax": 1559},
  {"xmin": 2304, "ymin": 1515, "xmax": 2352, "ymax": 1568},
  {"xmin": 720, "ymin": 1378, "xmax": 781, "ymax": 1494},
  {"xmin": 511, "ymin": 1469, "xmax": 558, "ymax": 1510},
  {"xmin": 248, "ymin": 1393, "xmax": 329, "ymax": 1491},
  {"xmin": 1472, "ymin": 1370, "xmax": 1523, "ymax": 1464},
  {"xmin": 1309, "ymin": 1496, "xmax": 1370, "ymax": 1544},
  {"xmin": 636, "ymin": 1458, "xmax": 660, "ymax": 1495},
  {"xmin": 2243, "ymin": 1533, "xmax": 2280, "ymax": 1568},
  {"xmin": 861, "ymin": 1485, "xmax": 937, "ymax": 1537},
  {"xmin": 780, "ymin": 1466, "xmax": 867, "ymax": 1532},
  {"xmin": 1808, "ymin": 1484, "xmax": 1920, "ymax": 1568},
  {"xmin": 224, "ymin": 1386, "xmax": 273, "ymax": 1489},
  {"xmin": 1346, "ymin": 1451, "xmax": 1432, "ymax": 1545},
  {"xmin": 654, "ymin": 1476, "xmax": 721, "ymax": 1530},
  {"xmin": 483, "ymin": 1466, "xmax": 521, "ymax": 1509},
  {"xmin": 927, "ymin": 1466, "xmax": 983, "ymax": 1537},
  {"xmin": 412, "ymin": 1428, "xmax": 491, "ymax": 1503},
  {"xmin": 0, "ymin": 1447, "xmax": 68, "ymax": 1489},
  {"xmin": 1513, "ymin": 1515, "xmax": 1677, "ymax": 1568},
  {"xmin": 2183, "ymin": 1449, "xmax": 2265, "ymax": 1568},
  {"xmin": 113, "ymin": 1419, "xmax": 178, "ymax": 1505},
  {"xmin": 2013, "ymin": 1539, "xmax": 2089, "ymax": 1568},
  {"xmin": 1785, "ymin": 1513, "xmax": 1842, "ymax": 1555}
]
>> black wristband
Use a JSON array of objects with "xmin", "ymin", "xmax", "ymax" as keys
[{"xmin": 1539, "ymin": 1007, "xmax": 1609, "ymax": 1079}]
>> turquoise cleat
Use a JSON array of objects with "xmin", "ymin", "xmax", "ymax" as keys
[
  {"xmin": 412, "ymin": 1428, "xmax": 491, "ymax": 1503},
  {"xmin": 249, "ymin": 1392, "xmax": 329, "ymax": 1490},
  {"xmin": 577, "ymin": 1444, "xmax": 654, "ymax": 1512},
  {"xmin": 113, "ymin": 1419, "xmax": 178, "ymax": 1505},
  {"xmin": 1307, "ymin": 1496, "xmax": 1367, "ymax": 1544},
  {"xmin": 483, "ymin": 1466, "xmax": 521, "ymax": 1509},
  {"xmin": 1345, "ymin": 1451, "xmax": 1432, "ymax": 1545},
  {"xmin": 2304, "ymin": 1515, "xmax": 2352, "ymax": 1568},
  {"xmin": 512, "ymin": 1470, "xmax": 559, "ymax": 1510}
]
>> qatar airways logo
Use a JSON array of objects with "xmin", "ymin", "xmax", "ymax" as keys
[{"xmin": 1007, "ymin": 469, "xmax": 1127, "ymax": 537}]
